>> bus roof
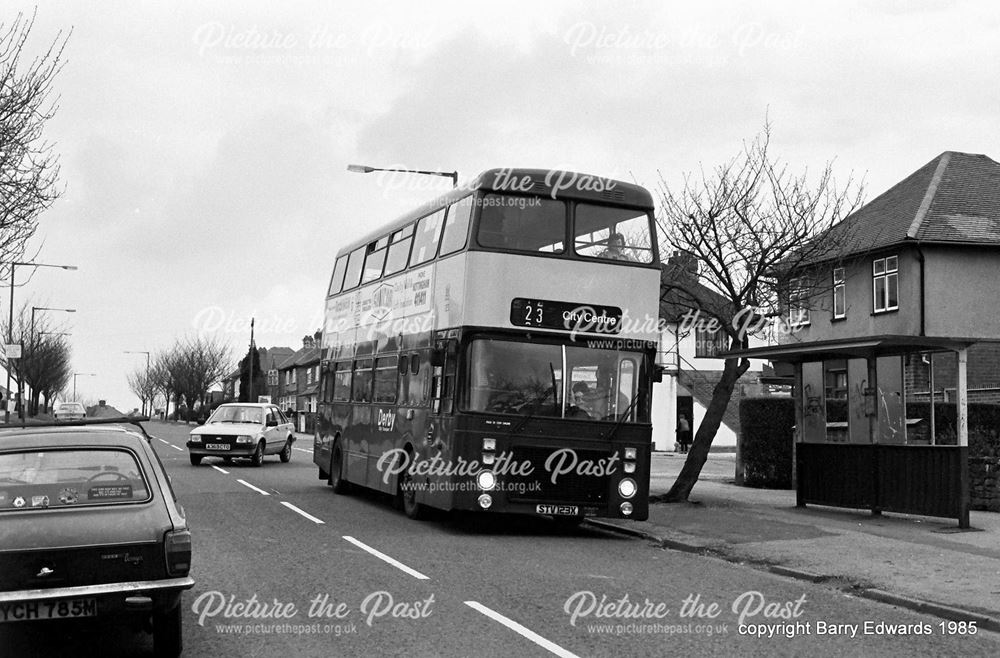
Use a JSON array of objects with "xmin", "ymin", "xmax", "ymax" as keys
[{"xmin": 339, "ymin": 168, "xmax": 655, "ymax": 258}]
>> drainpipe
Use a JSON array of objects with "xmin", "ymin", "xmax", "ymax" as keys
[{"xmin": 915, "ymin": 242, "xmax": 926, "ymax": 337}]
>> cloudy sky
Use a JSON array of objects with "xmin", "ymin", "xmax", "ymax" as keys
[{"xmin": 6, "ymin": 0, "xmax": 999, "ymax": 409}]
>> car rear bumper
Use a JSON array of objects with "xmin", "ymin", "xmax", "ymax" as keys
[{"xmin": 0, "ymin": 576, "xmax": 195, "ymax": 604}]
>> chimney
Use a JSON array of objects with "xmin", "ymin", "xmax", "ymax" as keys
[
  {"xmin": 302, "ymin": 335, "xmax": 314, "ymax": 349},
  {"xmin": 667, "ymin": 250, "xmax": 699, "ymax": 279}
]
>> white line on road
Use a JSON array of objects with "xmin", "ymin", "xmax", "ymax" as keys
[
  {"xmin": 464, "ymin": 601, "xmax": 580, "ymax": 658},
  {"xmin": 293, "ymin": 447, "xmax": 311, "ymax": 453},
  {"xmin": 342, "ymin": 536, "xmax": 429, "ymax": 580},
  {"xmin": 281, "ymin": 501, "xmax": 325, "ymax": 524},
  {"xmin": 168, "ymin": 444, "xmax": 183, "ymax": 451},
  {"xmin": 157, "ymin": 438, "xmax": 170, "ymax": 445},
  {"xmin": 236, "ymin": 479, "xmax": 271, "ymax": 496},
  {"xmin": 211, "ymin": 465, "xmax": 229, "ymax": 474}
]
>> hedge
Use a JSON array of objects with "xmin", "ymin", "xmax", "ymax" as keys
[{"xmin": 739, "ymin": 398, "xmax": 795, "ymax": 488}]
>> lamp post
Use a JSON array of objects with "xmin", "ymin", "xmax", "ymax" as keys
[
  {"xmin": 31, "ymin": 306, "xmax": 76, "ymax": 342},
  {"xmin": 73, "ymin": 372, "xmax": 96, "ymax": 402},
  {"xmin": 347, "ymin": 163, "xmax": 459, "ymax": 187},
  {"xmin": 125, "ymin": 350, "xmax": 151, "ymax": 415},
  {"xmin": 4, "ymin": 262, "xmax": 78, "ymax": 423}
]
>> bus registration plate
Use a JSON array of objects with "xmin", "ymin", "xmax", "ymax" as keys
[
  {"xmin": 536, "ymin": 504, "xmax": 579, "ymax": 516},
  {"xmin": 0, "ymin": 597, "xmax": 97, "ymax": 623}
]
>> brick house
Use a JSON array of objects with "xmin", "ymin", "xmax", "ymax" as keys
[
  {"xmin": 220, "ymin": 346, "xmax": 294, "ymax": 403},
  {"xmin": 276, "ymin": 332, "xmax": 322, "ymax": 420}
]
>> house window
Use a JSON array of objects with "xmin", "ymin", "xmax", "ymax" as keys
[
  {"xmin": 832, "ymin": 267, "xmax": 846, "ymax": 319},
  {"xmin": 788, "ymin": 277, "xmax": 810, "ymax": 326},
  {"xmin": 307, "ymin": 368, "xmax": 313, "ymax": 385},
  {"xmin": 873, "ymin": 256, "xmax": 898, "ymax": 313}
]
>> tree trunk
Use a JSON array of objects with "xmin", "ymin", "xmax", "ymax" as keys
[{"xmin": 656, "ymin": 357, "xmax": 751, "ymax": 503}]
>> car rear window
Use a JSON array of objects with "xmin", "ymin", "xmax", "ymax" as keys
[{"xmin": 0, "ymin": 448, "xmax": 151, "ymax": 512}]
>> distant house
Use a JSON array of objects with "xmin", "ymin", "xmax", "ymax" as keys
[
  {"xmin": 277, "ymin": 332, "xmax": 322, "ymax": 417},
  {"xmin": 220, "ymin": 346, "xmax": 295, "ymax": 403}
]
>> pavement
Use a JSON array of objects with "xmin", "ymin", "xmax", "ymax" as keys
[{"xmin": 590, "ymin": 451, "xmax": 1000, "ymax": 632}]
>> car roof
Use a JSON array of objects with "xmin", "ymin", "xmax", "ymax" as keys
[
  {"xmin": 0, "ymin": 426, "xmax": 149, "ymax": 451},
  {"xmin": 216, "ymin": 402, "xmax": 274, "ymax": 408}
]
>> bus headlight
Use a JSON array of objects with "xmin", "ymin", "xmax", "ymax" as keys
[
  {"xmin": 478, "ymin": 494, "xmax": 493, "ymax": 509},
  {"xmin": 477, "ymin": 470, "xmax": 497, "ymax": 491},
  {"xmin": 482, "ymin": 438, "xmax": 496, "ymax": 451},
  {"xmin": 624, "ymin": 462, "xmax": 636, "ymax": 474},
  {"xmin": 618, "ymin": 478, "xmax": 637, "ymax": 499},
  {"xmin": 624, "ymin": 447, "xmax": 637, "ymax": 460},
  {"xmin": 482, "ymin": 452, "xmax": 496, "ymax": 466},
  {"xmin": 620, "ymin": 502, "xmax": 634, "ymax": 516}
]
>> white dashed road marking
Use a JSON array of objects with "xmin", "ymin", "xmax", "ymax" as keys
[
  {"xmin": 464, "ymin": 601, "xmax": 580, "ymax": 658},
  {"xmin": 342, "ymin": 536, "xmax": 429, "ymax": 580},
  {"xmin": 281, "ymin": 501, "xmax": 325, "ymax": 524},
  {"xmin": 236, "ymin": 479, "xmax": 270, "ymax": 496}
]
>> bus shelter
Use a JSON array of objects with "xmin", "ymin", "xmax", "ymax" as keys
[{"xmin": 726, "ymin": 335, "xmax": 974, "ymax": 528}]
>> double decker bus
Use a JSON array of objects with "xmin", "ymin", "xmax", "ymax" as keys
[{"xmin": 314, "ymin": 168, "xmax": 661, "ymax": 522}]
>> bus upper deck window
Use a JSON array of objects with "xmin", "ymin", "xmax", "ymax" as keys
[
  {"xmin": 574, "ymin": 205, "xmax": 654, "ymax": 263},
  {"xmin": 477, "ymin": 195, "xmax": 565, "ymax": 253}
]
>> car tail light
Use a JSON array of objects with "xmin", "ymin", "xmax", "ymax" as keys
[{"xmin": 164, "ymin": 529, "xmax": 192, "ymax": 576}]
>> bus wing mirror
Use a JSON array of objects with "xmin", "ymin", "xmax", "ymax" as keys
[{"xmin": 652, "ymin": 365, "xmax": 665, "ymax": 383}]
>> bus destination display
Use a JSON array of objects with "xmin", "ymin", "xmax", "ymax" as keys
[{"xmin": 510, "ymin": 298, "xmax": 622, "ymax": 334}]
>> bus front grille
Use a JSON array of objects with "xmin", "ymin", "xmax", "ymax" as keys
[{"xmin": 504, "ymin": 446, "xmax": 609, "ymax": 504}]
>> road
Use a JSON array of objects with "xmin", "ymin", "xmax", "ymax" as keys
[{"xmin": 5, "ymin": 421, "xmax": 999, "ymax": 657}]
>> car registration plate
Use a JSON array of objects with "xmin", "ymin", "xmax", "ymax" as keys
[
  {"xmin": 0, "ymin": 597, "xmax": 97, "ymax": 623},
  {"xmin": 206, "ymin": 443, "xmax": 230, "ymax": 450},
  {"xmin": 536, "ymin": 504, "xmax": 579, "ymax": 516}
]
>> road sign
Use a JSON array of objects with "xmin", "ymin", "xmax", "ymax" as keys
[{"xmin": 3, "ymin": 344, "xmax": 22, "ymax": 359}]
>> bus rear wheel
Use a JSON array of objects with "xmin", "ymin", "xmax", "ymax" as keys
[
  {"xmin": 329, "ymin": 443, "xmax": 351, "ymax": 495},
  {"xmin": 398, "ymin": 453, "xmax": 427, "ymax": 520}
]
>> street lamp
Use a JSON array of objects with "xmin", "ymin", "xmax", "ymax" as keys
[
  {"xmin": 347, "ymin": 163, "xmax": 459, "ymax": 187},
  {"xmin": 31, "ymin": 306, "xmax": 76, "ymax": 342},
  {"xmin": 3, "ymin": 261, "xmax": 78, "ymax": 423},
  {"xmin": 72, "ymin": 372, "xmax": 96, "ymax": 402},
  {"xmin": 125, "ymin": 350, "xmax": 151, "ymax": 415}
]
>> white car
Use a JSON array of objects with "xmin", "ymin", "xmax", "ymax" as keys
[
  {"xmin": 186, "ymin": 403, "xmax": 295, "ymax": 466},
  {"xmin": 53, "ymin": 402, "xmax": 87, "ymax": 421}
]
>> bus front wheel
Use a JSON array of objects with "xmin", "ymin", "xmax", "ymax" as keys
[{"xmin": 330, "ymin": 443, "xmax": 351, "ymax": 494}]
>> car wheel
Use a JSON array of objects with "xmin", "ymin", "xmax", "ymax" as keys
[
  {"xmin": 279, "ymin": 439, "xmax": 292, "ymax": 463},
  {"xmin": 251, "ymin": 441, "xmax": 264, "ymax": 467},
  {"xmin": 153, "ymin": 603, "xmax": 183, "ymax": 658},
  {"xmin": 329, "ymin": 442, "xmax": 351, "ymax": 494},
  {"xmin": 189, "ymin": 454, "xmax": 202, "ymax": 466},
  {"xmin": 397, "ymin": 450, "xmax": 426, "ymax": 520}
]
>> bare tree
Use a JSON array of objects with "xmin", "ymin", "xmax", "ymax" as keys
[
  {"xmin": 1, "ymin": 299, "xmax": 72, "ymax": 415},
  {"xmin": 0, "ymin": 11, "xmax": 68, "ymax": 265},
  {"xmin": 153, "ymin": 336, "xmax": 231, "ymax": 422},
  {"xmin": 655, "ymin": 124, "xmax": 863, "ymax": 502},
  {"xmin": 126, "ymin": 364, "xmax": 156, "ymax": 417}
]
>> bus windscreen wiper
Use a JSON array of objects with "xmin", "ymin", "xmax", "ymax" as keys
[{"xmin": 510, "ymin": 363, "xmax": 558, "ymax": 435}]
